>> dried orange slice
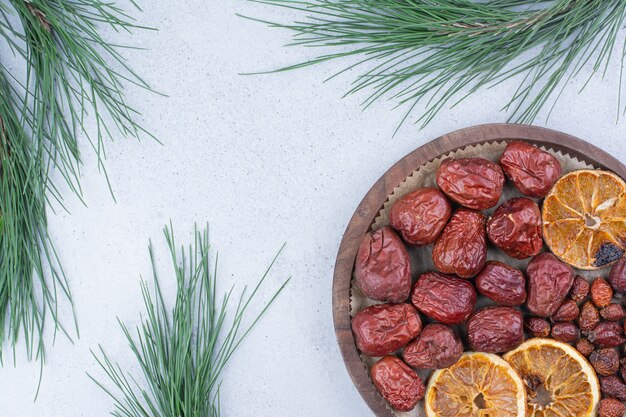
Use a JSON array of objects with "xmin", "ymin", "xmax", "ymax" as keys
[
  {"xmin": 503, "ymin": 338, "xmax": 600, "ymax": 417},
  {"xmin": 542, "ymin": 169, "xmax": 626, "ymax": 269},
  {"xmin": 425, "ymin": 352, "xmax": 526, "ymax": 417}
]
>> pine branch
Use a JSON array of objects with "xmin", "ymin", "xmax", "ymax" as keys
[{"xmin": 89, "ymin": 224, "xmax": 289, "ymax": 417}]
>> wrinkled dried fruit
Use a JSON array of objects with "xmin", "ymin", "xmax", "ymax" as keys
[
  {"xmin": 570, "ymin": 275, "xmax": 590, "ymax": 303},
  {"xmin": 589, "ymin": 322, "xmax": 626, "ymax": 348},
  {"xmin": 467, "ymin": 306, "xmax": 524, "ymax": 353},
  {"xmin": 352, "ymin": 304, "xmax": 422, "ymax": 357},
  {"xmin": 552, "ymin": 299, "xmax": 579, "ymax": 322},
  {"xmin": 499, "ymin": 141, "xmax": 562, "ymax": 198},
  {"xmin": 432, "ymin": 209, "xmax": 487, "ymax": 278},
  {"xmin": 591, "ymin": 278, "xmax": 614, "ymax": 308},
  {"xmin": 389, "ymin": 188, "xmax": 452, "ymax": 246},
  {"xmin": 525, "ymin": 317, "xmax": 550, "ymax": 337},
  {"xmin": 551, "ymin": 322, "xmax": 580, "ymax": 343},
  {"xmin": 601, "ymin": 304, "xmax": 626, "ymax": 321},
  {"xmin": 609, "ymin": 257, "xmax": 626, "ymax": 293},
  {"xmin": 576, "ymin": 338, "xmax": 595, "ymax": 357},
  {"xmin": 371, "ymin": 356, "xmax": 425, "ymax": 412},
  {"xmin": 436, "ymin": 157, "xmax": 505, "ymax": 210},
  {"xmin": 526, "ymin": 252, "xmax": 575, "ymax": 317},
  {"xmin": 487, "ymin": 197, "xmax": 543, "ymax": 259},
  {"xmin": 590, "ymin": 348, "xmax": 620, "ymax": 376},
  {"xmin": 411, "ymin": 272, "xmax": 477, "ymax": 325},
  {"xmin": 598, "ymin": 397, "xmax": 625, "ymax": 417},
  {"xmin": 355, "ymin": 227, "xmax": 412, "ymax": 303},
  {"xmin": 620, "ymin": 358, "xmax": 626, "ymax": 381},
  {"xmin": 601, "ymin": 376, "xmax": 626, "ymax": 401},
  {"xmin": 403, "ymin": 324, "xmax": 463, "ymax": 369},
  {"xmin": 475, "ymin": 261, "xmax": 526, "ymax": 306},
  {"xmin": 578, "ymin": 301, "xmax": 601, "ymax": 332}
]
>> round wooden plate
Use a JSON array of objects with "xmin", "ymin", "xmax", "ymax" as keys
[{"xmin": 332, "ymin": 123, "xmax": 626, "ymax": 417}]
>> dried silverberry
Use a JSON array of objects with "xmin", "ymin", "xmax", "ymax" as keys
[
  {"xmin": 371, "ymin": 356, "xmax": 425, "ymax": 412},
  {"xmin": 609, "ymin": 257, "xmax": 626, "ymax": 294},
  {"xmin": 601, "ymin": 304, "xmax": 626, "ymax": 322},
  {"xmin": 403, "ymin": 324, "xmax": 463, "ymax": 369},
  {"xmin": 467, "ymin": 306, "xmax": 523, "ymax": 353},
  {"xmin": 591, "ymin": 278, "xmax": 614, "ymax": 308},
  {"xmin": 526, "ymin": 252, "xmax": 575, "ymax": 317},
  {"xmin": 599, "ymin": 397, "xmax": 626, "ymax": 417},
  {"xmin": 551, "ymin": 299, "xmax": 579, "ymax": 322},
  {"xmin": 411, "ymin": 272, "xmax": 477, "ymax": 325},
  {"xmin": 486, "ymin": 197, "xmax": 542, "ymax": 259},
  {"xmin": 570, "ymin": 275, "xmax": 590, "ymax": 303},
  {"xmin": 475, "ymin": 261, "xmax": 526, "ymax": 306},
  {"xmin": 551, "ymin": 322, "xmax": 580, "ymax": 343},
  {"xmin": 525, "ymin": 317, "xmax": 550, "ymax": 338},
  {"xmin": 590, "ymin": 348, "xmax": 620, "ymax": 376},
  {"xmin": 588, "ymin": 322, "xmax": 626, "ymax": 348},
  {"xmin": 576, "ymin": 338, "xmax": 594, "ymax": 357},
  {"xmin": 389, "ymin": 188, "xmax": 451, "ymax": 246},
  {"xmin": 601, "ymin": 376, "xmax": 626, "ymax": 401},
  {"xmin": 499, "ymin": 141, "xmax": 562, "ymax": 198},
  {"xmin": 578, "ymin": 301, "xmax": 600, "ymax": 332}
]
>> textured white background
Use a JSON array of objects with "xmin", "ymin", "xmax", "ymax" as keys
[{"xmin": 1, "ymin": 1, "xmax": 626, "ymax": 416}]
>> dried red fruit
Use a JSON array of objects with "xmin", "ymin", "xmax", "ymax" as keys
[
  {"xmin": 355, "ymin": 227, "xmax": 412, "ymax": 303},
  {"xmin": 352, "ymin": 304, "xmax": 422, "ymax": 357},
  {"xmin": 436, "ymin": 158, "xmax": 504, "ymax": 210},
  {"xmin": 578, "ymin": 301, "xmax": 600, "ymax": 332},
  {"xmin": 591, "ymin": 278, "xmax": 614, "ymax": 308},
  {"xmin": 609, "ymin": 257, "xmax": 626, "ymax": 293},
  {"xmin": 475, "ymin": 261, "xmax": 526, "ymax": 306},
  {"xmin": 411, "ymin": 272, "xmax": 476, "ymax": 325},
  {"xmin": 403, "ymin": 324, "xmax": 463, "ymax": 369},
  {"xmin": 432, "ymin": 209, "xmax": 487, "ymax": 278},
  {"xmin": 601, "ymin": 304, "xmax": 626, "ymax": 321},
  {"xmin": 599, "ymin": 397, "xmax": 626, "ymax": 417},
  {"xmin": 525, "ymin": 317, "xmax": 550, "ymax": 338},
  {"xmin": 570, "ymin": 276, "xmax": 590, "ymax": 303},
  {"xmin": 551, "ymin": 299, "xmax": 579, "ymax": 322},
  {"xmin": 575, "ymin": 338, "xmax": 594, "ymax": 357},
  {"xmin": 526, "ymin": 252, "xmax": 575, "ymax": 317},
  {"xmin": 601, "ymin": 376, "xmax": 626, "ymax": 401},
  {"xmin": 590, "ymin": 348, "xmax": 620, "ymax": 376},
  {"xmin": 588, "ymin": 322, "xmax": 626, "ymax": 348},
  {"xmin": 499, "ymin": 141, "xmax": 562, "ymax": 198},
  {"xmin": 486, "ymin": 197, "xmax": 543, "ymax": 259},
  {"xmin": 370, "ymin": 356, "xmax": 425, "ymax": 412},
  {"xmin": 551, "ymin": 322, "xmax": 580, "ymax": 343},
  {"xmin": 620, "ymin": 358, "xmax": 626, "ymax": 381},
  {"xmin": 467, "ymin": 306, "xmax": 524, "ymax": 353},
  {"xmin": 389, "ymin": 188, "xmax": 451, "ymax": 246}
]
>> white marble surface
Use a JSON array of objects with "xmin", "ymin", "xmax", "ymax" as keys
[{"xmin": 1, "ymin": 1, "xmax": 626, "ymax": 416}]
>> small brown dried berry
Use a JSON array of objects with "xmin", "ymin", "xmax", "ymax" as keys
[
  {"xmin": 570, "ymin": 275, "xmax": 590, "ymax": 303},
  {"xmin": 620, "ymin": 358, "xmax": 626, "ymax": 381},
  {"xmin": 589, "ymin": 322, "xmax": 626, "ymax": 348},
  {"xmin": 550, "ymin": 322, "xmax": 580, "ymax": 343},
  {"xmin": 578, "ymin": 301, "xmax": 600, "ymax": 332},
  {"xmin": 575, "ymin": 338, "xmax": 594, "ymax": 357},
  {"xmin": 525, "ymin": 317, "xmax": 550, "ymax": 338},
  {"xmin": 601, "ymin": 376, "xmax": 626, "ymax": 401},
  {"xmin": 591, "ymin": 278, "xmax": 614, "ymax": 307},
  {"xmin": 551, "ymin": 299, "xmax": 579, "ymax": 322},
  {"xmin": 609, "ymin": 256, "xmax": 626, "ymax": 294},
  {"xmin": 590, "ymin": 348, "xmax": 620, "ymax": 376},
  {"xmin": 599, "ymin": 397, "xmax": 626, "ymax": 417},
  {"xmin": 601, "ymin": 304, "xmax": 626, "ymax": 321}
]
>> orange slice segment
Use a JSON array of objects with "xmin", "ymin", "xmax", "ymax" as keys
[{"xmin": 542, "ymin": 169, "xmax": 626, "ymax": 269}]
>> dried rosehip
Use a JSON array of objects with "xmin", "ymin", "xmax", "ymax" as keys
[
  {"xmin": 551, "ymin": 299, "xmax": 579, "ymax": 322},
  {"xmin": 526, "ymin": 252, "xmax": 575, "ymax": 317},
  {"xmin": 609, "ymin": 257, "xmax": 626, "ymax": 293},
  {"xmin": 352, "ymin": 304, "xmax": 422, "ymax": 357},
  {"xmin": 592, "ymin": 278, "xmax": 614, "ymax": 308},
  {"xmin": 475, "ymin": 261, "xmax": 526, "ymax": 306},
  {"xmin": 601, "ymin": 304, "xmax": 626, "ymax": 321},
  {"xmin": 551, "ymin": 322, "xmax": 580, "ymax": 343},
  {"xmin": 570, "ymin": 275, "xmax": 590, "ymax": 303},
  {"xmin": 355, "ymin": 227, "xmax": 412, "ymax": 303},
  {"xmin": 370, "ymin": 356, "xmax": 425, "ymax": 412},
  {"xmin": 467, "ymin": 306, "xmax": 523, "ymax": 353},
  {"xmin": 620, "ymin": 358, "xmax": 626, "ymax": 381},
  {"xmin": 576, "ymin": 338, "xmax": 594, "ymax": 357},
  {"xmin": 389, "ymin": 188, "xmax": 451, "ymax": 246},
  {"xmin": 499, "ymin": 141, "xmax": 562, "ymax": 198},
  {"xmin": 599, "ymin": 397, "xmax": 626, "ymax": 417},
  {"xmin": 403, "ymin": 324, "xmax": 463, "ymax": 369},
  {"xmin": 486, "ymin": 198, "xmax": 542, "ymax": 259},
  {"xmin": 590, "ymin": 348, "xmax": 620, "ymax": 376},
  {"xmin": 588, "ymin": 322, "xmax": 626, "ymax": 348},
  {"xmin": 578, "ymin": 301, "xmax": 600, "ymax": 332},
  {"xmin": 432, "ymin": 209, "xmax": 486, "ymax": 278},
  {"xmin": 525, "ymin": 317, "xmax": 550, "ymax": 338},
  {"xmin": 411, "ymin": 272, "xmax": 476, "ymax": 325},
  {"xmin": 436, "ymin": 158, "xmax": 504, "ymax": 210},
  {"xmin": 601, "ymin": 376, "xmax": 626, "ymax": 401}
]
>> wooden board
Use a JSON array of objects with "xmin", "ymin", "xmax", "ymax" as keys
[{"xmin": 332, "ymin": 123, "xmax": 626, "ymax": 417}]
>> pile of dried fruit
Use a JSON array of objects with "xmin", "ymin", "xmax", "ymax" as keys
[{"xmin": 351, "ymin": 141, "xmax": 626, "ymax": 416}]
